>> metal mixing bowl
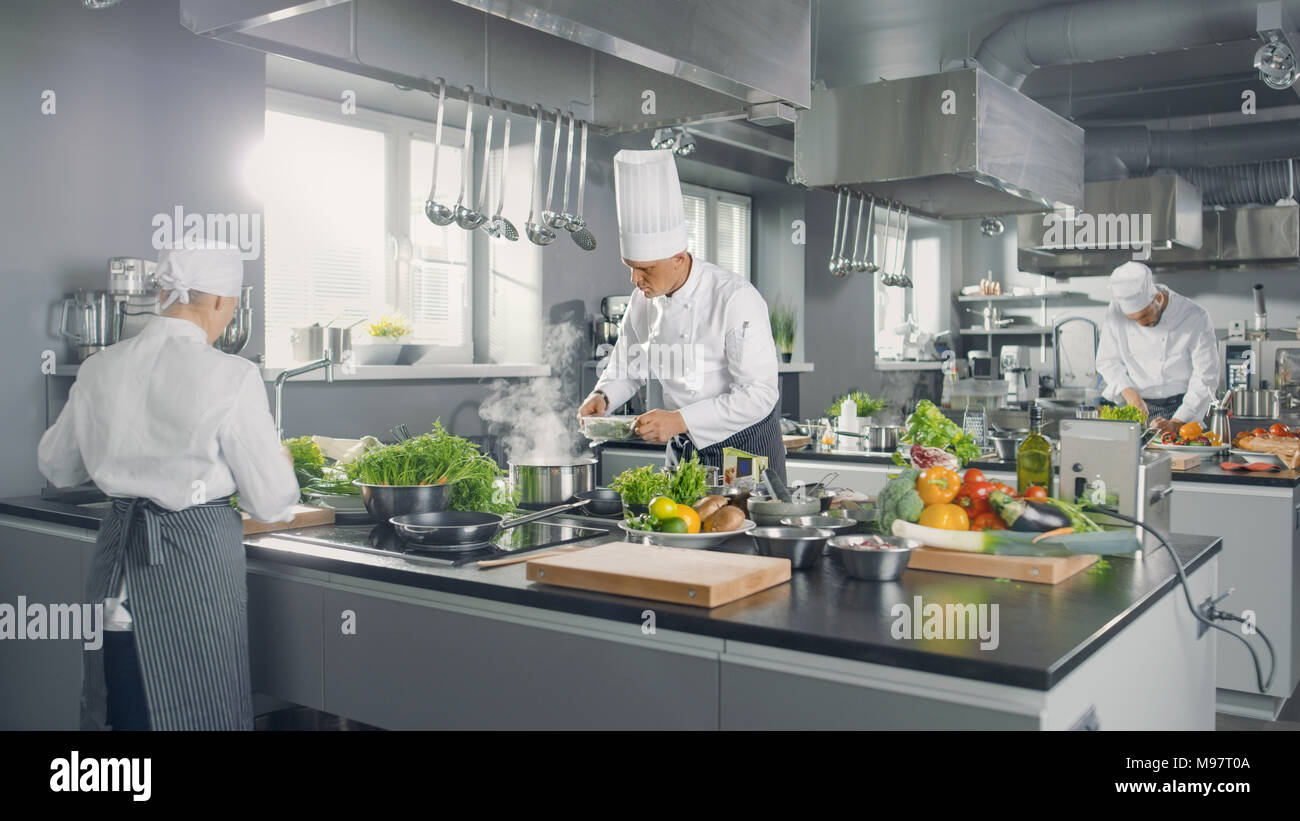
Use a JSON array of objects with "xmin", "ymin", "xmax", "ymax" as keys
[
  {"xmin": 749, "ymin": 526, "xmax": 835, "ymax": 569},
  {"xmin": 828, "ymin": 534, "xmax": 918, "ymax": 581},
  {"xmin": 779, "ymin": 515, "xmax": 858, "ymax": 535},
  {"xmin": 747, "ymin": 498, "xmax": 821, "ymax": 527},
  {"xmin": 354, "ymin": 481, "xmax": 451, "ymax": 523}
]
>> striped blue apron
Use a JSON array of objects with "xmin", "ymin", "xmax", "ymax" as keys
[
  {"xmin": 83, "ymin": 496, "xmax": 252, "ymax": 731},
  {"xmin": 668, "ymin": 402, "xmax": 787, "ymax": 483}
]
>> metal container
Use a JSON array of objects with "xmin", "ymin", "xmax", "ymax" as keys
[
  {"xmin": 828, "ymin": 534, "xmax": 919, "ymax": 581},
  {"xmin": 746, "ymin": 497, "xmax": 820, "ymax": 527},
  {"xmin": 989, "ymin": 434, "xmax": 1019, "ymax": 461},
  {"xmin": 749, "ymin": 527, "xmax": 835, "ymax": 570},
  {"xmin": 291, "ymin": 325, "xmax": 325, "ymax": 362},
  {"xmin": 354, "ymin": 482, "xmax": 451, "ymax": 523},
  {"xmin": 325, "ymin": 325, "xmax": 353, "ymax": 362},
  {"xmin": 866, "ymin": 425, "xmax": 900, "ymax": 452},
  {"xmin": 1233, "ymin": 389, "xmax": 1279, "ymax": 418},
  {"xmin": 779, "ymin": 515, "xmax": 857, "ymax": 536},
  {"xmin": 510, "ymin": 459, "xmax": 598, "ymax": 507},
  {"xmin": 59, "ymin": 289, "xmax": 113, "ymax": 362}
]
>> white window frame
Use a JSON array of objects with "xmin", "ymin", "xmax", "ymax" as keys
[
  {"xmin": 680, "ymin": 182, "xmax": 753, "ymax": 279},
  {"xmin": 263, "ymin": 89, "xmax": 473, "ymax": 364}
]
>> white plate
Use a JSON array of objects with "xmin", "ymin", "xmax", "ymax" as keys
[
  {"xmin": 1146, "ymin": 442, "xmax": 1225, "ymax": 456},
  {"xmin": 1228, "ymin": 448, "xmax": 1286, "ymax": 466},
  {"xmin": 618, "ymin": 519, "xmax": 757, "ymax": 549}
]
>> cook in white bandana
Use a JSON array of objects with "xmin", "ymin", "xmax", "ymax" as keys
[
  {"xmin": 1095, "ymin": 261, "xmax": 1220, "ymax": 436},
  {"xmin": 38, "ymin": 242, "xmax": 298, "ymax": 730},
  {"xmin": 577, "ymin": 149, "xmax": 784, "ymax": 478}
]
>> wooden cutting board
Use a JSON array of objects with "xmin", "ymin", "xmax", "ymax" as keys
[
  {"xmin": 907, "ymin": 547, "xmax": 1098, "ymax": 585},
  {"xmin": 242, "ymin": 504, "xmax": 335, "ymax": 535},
  {"xmin": 783, "ymin": 434, "xmax": 811, "ymax": 451},
  {"xmin": 526, "ymin": 541, "xmax": 791, "ymax": 608}
]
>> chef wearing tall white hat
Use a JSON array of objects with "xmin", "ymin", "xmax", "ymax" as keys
[
  {"xmin": 577, "ymin": 149, "xmax": 785, "ymax": 479},
  {"xmin": 38, "ymin": 241, "xmax": 299, "ymax": 730},
  {"xmin": 1095, "ymin": 260, "xmax": 1219, "ymax": 435}
]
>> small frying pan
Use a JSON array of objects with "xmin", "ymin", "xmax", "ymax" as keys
[
  {"xmin": 575, "ymin": 488, "xmax": 623, "ymax": 517},
  {"xmin": 390, "ymin": 498, "xmax": 587, "ymax": 549}
]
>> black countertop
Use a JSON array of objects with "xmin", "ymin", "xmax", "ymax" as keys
[{"xmin": 0, "ymin": 492, "xmax": 1219, "ymax": 692}]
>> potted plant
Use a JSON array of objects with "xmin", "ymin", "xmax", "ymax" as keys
[
  {"xmin": 355, "ymin": 311, "xmax": 412, "ymax": 366},
  {"xmin": 769, "ymin": 304, "xmax": 797, "ymax": 363},
  {"xmin": 826, "ymin": 390, "xmax": 887, "ymax": 427}
]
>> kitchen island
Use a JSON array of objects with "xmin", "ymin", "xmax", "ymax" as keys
[{"xmin": 0, "ymin": 493, "xmax": 1218, "ymax": 730}]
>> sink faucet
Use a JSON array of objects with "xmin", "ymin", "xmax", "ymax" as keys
[{"xmin": 274, "ymin": 350, "xmax": 334, "ymax": 440}]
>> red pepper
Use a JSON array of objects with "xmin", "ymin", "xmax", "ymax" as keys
[
  {"xmin": 955, "ymin": 481, "xmax": 995, "ymax": 517},
  {"xmin": 971, "ymin": 512, "xmax": 1006, "ymax": 531}
]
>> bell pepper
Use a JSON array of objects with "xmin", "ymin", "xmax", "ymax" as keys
[
  {"xmin": 916, "ymin": 466, "xmax": 962, "ymax": 505},
  {"xmin": 918, "ymin": 503, "xmax": 970, "ymax": 531},
  {"xmin": 955, "ymin": 481, "xmax": 995, "ymax": 517}
]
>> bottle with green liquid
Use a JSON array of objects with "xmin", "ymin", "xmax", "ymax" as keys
[{"xmin": 1017, "ymin": 404, "xmax": 1052, "ymax": 495}]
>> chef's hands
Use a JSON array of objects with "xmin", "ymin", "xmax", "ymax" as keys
[
  {"xmin": 634, "ymin": 409, "xmax": 687, "ymax": 444},
  {"xmin": 577, "ymin": 393, "xmax": 607, "ymax": 418},
  {"xmin": 1150, "ymin": 417, "xmax": 1184, "ymax": 437},
  {"xmin": 1121, "ymin": 388, "xmax": 1149, "ymax": 420}
]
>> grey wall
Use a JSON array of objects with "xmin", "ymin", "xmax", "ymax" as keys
[{"xmin": 0, "ymin": 0, "xmax": 266, "ymax": 497}]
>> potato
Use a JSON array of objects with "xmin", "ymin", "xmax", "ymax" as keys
[
  {"xmin": 702, "ymin": 504, "xmax": 745, "ymax": 533},
  {"xmin": 693, "ymin": 494, "xmax": 728, "ymax": 520}
]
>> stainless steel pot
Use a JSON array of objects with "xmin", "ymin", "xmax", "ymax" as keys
[
  {"xmin": 509, "ymin": 459, "xmax": 597, "ymax": 507},
  {"xmin": 866, "ymin": 425, "xmax": 900, "ymax": 452},
  {"xmin": 215, "ymin": 286, "xmax": 254, "ymax": 355},
  {"xmin": 354, "ymin": 481, "xmax": 451, "ymax": 522},
  {"xmin": 1232, "ymin": 389, "xmax": 1280, "ymax": 418},
  {"xmin": 291, "ymin": 325, "xmax": 325, "ymax": 362},
  {"xmin": 989, "ymin": 435, "xmax": 1019, "ymax": 461}
]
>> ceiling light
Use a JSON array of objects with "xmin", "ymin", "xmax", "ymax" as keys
[
  {"xmin": 1255, "ymin": 36, "xmax": 1298, "ymax": 89},
  {"xmin": 649, "ymin": 127, "xmax": 696, "ymax": 156},
  {"xmin": 980, "ymin": 217, "xmax": 1005, "ymax": 237}
]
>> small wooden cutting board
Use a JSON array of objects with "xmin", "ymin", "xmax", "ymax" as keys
[
  {"xmin": 526, "ymin": 541, "xmax": 791, "ymax": 607},
  {"xmin": 907, "ymin": 547, "xmax": 1098, "ymax": 585},
  {"xmin": 242, "ymin": 504, "xmax": 335, "ymax": 535}
]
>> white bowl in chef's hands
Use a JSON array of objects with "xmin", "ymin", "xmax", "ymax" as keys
[{"xmin": 618, "ymin": 519, "xmax": 756, "ymax": 549}]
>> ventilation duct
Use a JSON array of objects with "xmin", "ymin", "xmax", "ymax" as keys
[
  {"xmin": 1086, "ymin": 120, "xmax": 1300, "ymax": 181},
  {"xmin": 1142, "ymin": 161, "xmax": 1298, "ymax": 206}
]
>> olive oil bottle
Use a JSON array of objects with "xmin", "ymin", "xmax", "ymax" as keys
[{"xmin": 1017, "ymin": 404, "xmax": 1052, "ymax": 495}]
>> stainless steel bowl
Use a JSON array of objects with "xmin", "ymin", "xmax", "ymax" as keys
[
  {"xmin": 510, "ymin": 459, "xmax": 597, "ymax": 507},
  {"xmin": 747, "ymin": 498, "xmax": 821, "ymax": 527},
  {"xmin": 779, "ymin": 515, "xmax": 858, "ymax": 535},
  {"xmin": 354, "ymin": 481, "xmax": 451, "ymax": 523},
  {"xmin": 750, "ymin": 526, "xmax": 835, "ymax": 569},
  {"xmin": 828, "ymin": 534, "xmax": 918, "ymax": 581},
  {"xmin": 989, "ymin": 435, "xmax": 1019, "ymax": 461}
]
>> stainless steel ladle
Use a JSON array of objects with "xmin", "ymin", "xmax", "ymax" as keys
[
  {"xmin": 485, "ymin": 102, "xmax": 518, "ymax": 241},
  {"xmin": 525, "ymin": 106, "xmax": 555, "ymax": 246},
  {"xmin": 423, "ymin": 78, "xmax": 455, "ymax": 226}
]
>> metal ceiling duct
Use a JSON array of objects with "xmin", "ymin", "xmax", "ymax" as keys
[
  {"xmin": 974, "ymin": 0, "xmax": 1287, "ymax": 91},
  {"xmin": 793, "ymin": 68, "xmax": 1084, "ymax": 219},
  {"xmin": 1017, "ymin": 175, "xmax": 1204, "ymax": 251},
  {"xmin": 1086, "ymin": 120, "xmax": 1300, "ymax": 180}
]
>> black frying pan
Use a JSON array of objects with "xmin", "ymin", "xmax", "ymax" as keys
[
  {"xmin": 390, "ymin": 498, "xmax": 587, "ymax": 548},
  {"xmin": 575, "ymin": 488, "xmax": 623, "ymax": 517}
]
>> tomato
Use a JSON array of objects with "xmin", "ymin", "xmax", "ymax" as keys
[
  {"xmin": 674, "ymin": 504, "xmax": 702, "ymax": 534},
  {"xmin": 970, "ymin": 512, "xmax": 1006, "ymax": 531},
  {"xmin": 1023, "ymin": 485, "xmax": 1048, "ymax": 500},
  {"xmin": 1253, "ymin": 427, "xmax": 1268, "ymax": 436},
  {"xmin": 1178, "ymin": 422, "xmax": 1203, "ymax": 441},
  {"xmin": 649, "ymin": 496, "xmax": 679, "ymax": 520},
  {"xmin": 955, "ymin": 481, "xmax": 995, "ymax": 517},
  {"xmin": 1270, "ymin": 423, "xmax": 1291, "ymax": 437},
  {"xmin": 918, "ymin": 503, "xmax": 970, "ymax": 531},
  {"xmin": 917, "ymin": 466, "xmax": 962, "ymax": 505},
  {"xmin": 962, "ymin": 469, "xmax": 987, "ymax": 486},
  {"xmin": 992, "ymin": 482, "xmax": 1017, "ymax": 497}
]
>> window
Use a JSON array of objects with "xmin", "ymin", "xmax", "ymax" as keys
[
  {"xmin": 681, "ymin": 183, "xmax": 752, "ymax": 277},
  {"xmin": 261, "ymin": 91, "xmax": 472, "ymax": 366},
  {"xmin": 874, "ymin": 216, "xmax": 943, "ymax": 360}
]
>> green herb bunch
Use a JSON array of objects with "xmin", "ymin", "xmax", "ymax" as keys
[
  {"xmin": 668, "ymin": 452, "xmax": 709, "ymax": 506},
  {"xmin": 610, "ymin": 464, "xmax": 671, "ymax": 506},
  {"xmin": 769, "ymin": 305, "xmax": 797, "ymax": 354},
  {"xmin": 1099, "ymin": 404, "xmax": 1147, "ymax": 424},
  {"xmin": 826, "ymin": 389, "xmax": 887, "ymax": 420},
  {"xmin": 899, "ymin": 399, "xmax": 981, "ymax": 465},
  {"xmin": 348, "ymin": 421, "xmax": 515, "ymax": 514}
]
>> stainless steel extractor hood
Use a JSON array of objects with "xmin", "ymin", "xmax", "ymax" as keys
[
  {"xmin": 1018, "ymin": 204, "xmax": 1300, "ymax": 275},
  {"xmin": 793, "ymin": 68, "xmax": 1085, "ymax": 219},
  {"xmin": 1017, "ymin": 175, "xmax": 1204, "ymax": 252}
]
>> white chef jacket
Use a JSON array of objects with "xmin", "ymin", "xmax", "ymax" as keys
[
  {"xmin": 593, "ymin": 256, "xmax": 779, "ymax": 449},
  {"xmin": 38, "ymin": 316, "xmax": 300, "ymax": 628},
  {"xmin": 1095, "ymin": 286, "xmax": 1220, "ymax": 424}
]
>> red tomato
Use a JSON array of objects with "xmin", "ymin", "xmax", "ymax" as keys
[
  {"xmin": 1253, "ymin": 427, "xmax": 1268, "ymax": 436},
  {"xmin": 992, "ymin": 482, "xmax": 1017, "ymax": 497},
  {"xmin": 1023, "ymin": 485, "xmax": 1048, "ymax": 500},
  {"xmin": 962, "ymin": 469, "xmax": 986, "ymax": 486},
  {"xmin": 971, "ymin": 512, "xmax": 1006, "ymax": 531},
  {"xmin": 1270, "ymin": 423, "xmax": 1291, "ymax": 437}
]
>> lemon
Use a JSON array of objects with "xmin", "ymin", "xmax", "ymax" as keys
[{"xmin": 649, "ymin": 495, "xmax": 679, "ymax": 520}]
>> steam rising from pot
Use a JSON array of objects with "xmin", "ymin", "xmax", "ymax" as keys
[{"xmin": 479, "ymin": 322, "xmax": 588, "ymax": 464}]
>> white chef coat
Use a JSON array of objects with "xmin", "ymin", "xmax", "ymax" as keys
[
  {"xmin": 38, "ymin": 315, "xmax": 300, "ymax": 629},
  {"xmin": 593, "ymin": 256, "xmax": 779, "ymax": 449},
  {"xmin": 1095, "ymin": 286, "xmax": 1220, "ymax": 424}
]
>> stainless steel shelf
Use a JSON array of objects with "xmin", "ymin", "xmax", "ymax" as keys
[
  {"xmin": 957, "ymin": 327, "xmax": 1054, "ymax": 335},
  {"xmin": 957, "ymin": 292, "xmax": 1087, "ymax": 303}
]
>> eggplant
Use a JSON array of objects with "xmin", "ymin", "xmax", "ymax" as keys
[{"xmin": 989, "ymin": 491, "xmax": 1071, "ymax": 532}]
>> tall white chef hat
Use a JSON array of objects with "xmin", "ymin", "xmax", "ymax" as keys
[
  {"xmin": 156, "ymin": 241, "xmax": 244, "ymax": 310},
  {"xmin": 1108, "ymin": 261, "xmax": 1157, "ymax": 314},
  {"xmin": 614, "ymin": 149, "xmax": 688, "ymax": 262}
]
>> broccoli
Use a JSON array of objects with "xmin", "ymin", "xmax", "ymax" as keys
[{"xmin": 878, "ymin": 469, "xmax": 923, "ymax": 532}]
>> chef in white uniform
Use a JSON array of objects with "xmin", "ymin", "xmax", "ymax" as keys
[
  {"xmin": 38, "ymin": 243, "xmax": 299, "ymax": 730},
  {"xmin": 1095, "ymin": 261, "xmax": 1220, "ymax": 435},
  {"xmin": 577, "ymin": 149, "xmax": 785, "ymax": 478}
]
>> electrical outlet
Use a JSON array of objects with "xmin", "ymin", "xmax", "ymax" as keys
[{"xmin": 1197, "ymin": 596, "xmax": 1214, "ymax": 638}]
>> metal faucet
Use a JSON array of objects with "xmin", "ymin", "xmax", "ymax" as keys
[{"xmin": 274, "ymin": 350, "xmax": 334, "ymax": 440}]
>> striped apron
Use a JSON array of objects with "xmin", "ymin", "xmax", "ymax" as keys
[
  {"xmin": 668, "ymin": 402, "xmax": 787, "ymax": 483},
  {"xmin": 83, "ymin": 496, "xmax": 252, "ymax": 731}
]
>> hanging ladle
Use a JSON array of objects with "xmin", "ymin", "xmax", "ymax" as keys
[
  {"xmin": 423, "ymin": 78, "xmax": 455, "ymax": 226},
  {"xmin": 458, "ymin": 96, "xmax": 493, "ymax": 231},
  {"xmin": 485, "ymin": 101, "xmax": 518, "ymax": 241},
  {"xmin": 827, "ymin": 187, "xmax": 846, "ymax": 276},
  {"xmin": 541, "ymin": 107, "xmax": 567, "ymax": 231},
  {"xmin": 452, "ymin": 87, "xmax": 483, "ymax": 230},
  {"xmin": 565, "ymin": 118, "xmax": 597, "ymax": 251},
  {"xmin": 833, "ymin": 189, "xmax": 855, "ymax": 275},
  {"xmin": 859, "ymin": 196, "xmax": 878, "ymax": 274},
  {"xmin": 525, "ymin": 105, "xmax": 555, "ymax": 246},
  {"xmin": 847, "ymin": 192, "xmax": 866, "ymax": 274}
]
